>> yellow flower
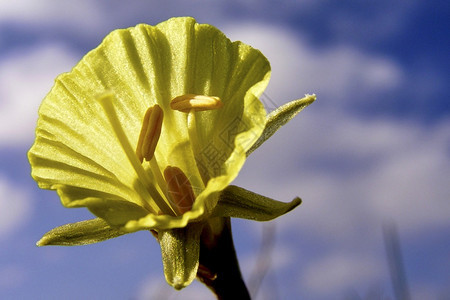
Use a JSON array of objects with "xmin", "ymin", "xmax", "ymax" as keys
[{"xmin": 28, "ymin": 17, "xmax": 315, "ymax": 289}]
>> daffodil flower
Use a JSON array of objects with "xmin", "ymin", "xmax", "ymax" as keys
[{"xmin": 28, "ymin": 17, "xmax": 315, "ymax": 290}]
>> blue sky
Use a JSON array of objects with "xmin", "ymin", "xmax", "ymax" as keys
[{"xmin": 0, "ymin": 1, "xmax": 449, "ymax": 299}]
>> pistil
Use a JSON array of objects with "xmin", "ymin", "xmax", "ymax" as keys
[{"xmin": 170, "ymin": 94, "xmax": 224, "ymax": 185}]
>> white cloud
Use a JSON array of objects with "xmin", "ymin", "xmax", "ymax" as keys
[
  {"xmin": 238, "ymin": 233, "xmax": 296, "ymax": 272},
  {"xmin": 233, "ymin": 105, "xmax": 450, "ymax": 298},
  {"xmin": 301, "ymin": 254, "xmax": 384, "ymax": 297},
  {"xmin": 0, "ymin": 0, "xmax": 103, "ymax": 32},
  {"xmin": 0, "ymin": 44, "xmax": 78, "ymax": 147},
  {"xmin": 227, "ymin": 22, "xmax": 449, "ymax": 298},
  {"xmin": 222, "ymin": 22, "xmax": 404, "ymax": 106},
  {"xmin": 239, "ymin": 108, "xmax": 450, "ymax": 239},
  {"xmin": 224, "ymin": 23, "xmax": 449, "ymax": 236},
  {"xmin": 136, "ymin": 275, "xmax": 212, "ymax": 300},
  {"xmin": 0, "ymin": 176, "xmax": 31, "ymax": 239},
  {"xmin": 0, "ymin": 12, "xmax": 445, "ymax": 298},
  {"xmin": 0, "ymin": 1, "xmax": 224, "ymax": 37}
]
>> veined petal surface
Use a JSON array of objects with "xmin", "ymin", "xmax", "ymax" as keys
[{"xmin": 29, "ymin": 17, "xmax": 270, "ymax": 231}]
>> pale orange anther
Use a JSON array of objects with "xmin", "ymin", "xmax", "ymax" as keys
[
  {"xmin": 170, "ymin": 94, "xmax": 223, "ymax": 113},
  {"xmin": 164, "ymin": 166, "xmax": 196, "ymax": 215},
  {"xmin": 136, "ymin": 105, "xmax": 163, "ymax": 163}
]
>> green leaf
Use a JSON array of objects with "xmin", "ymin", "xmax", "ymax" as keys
[
  {"xmin": 246, "ymin": 94, "xmax": 316, "ymax": 156},
  {"xmin": 213, "ymin": 185, "xmax": 302, "ymax": 221},
  {"xmin": 37, "ymin": 218, "xmax": 126, "ymax": 246},
  {"xmin": 158, "ymin": 222, "xmax": 203, "ymax": 290}
]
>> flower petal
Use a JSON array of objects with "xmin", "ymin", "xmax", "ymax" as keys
[
  {"xmin": 37, "ymin": 218, "xmax": 125, "ymax": 246},
  {"xmin": 213, "ymin": 185, "xmax": 302, "ymax": 221},
  {"xmin": 158, "ymin": 223, "xmax": 203, "ymax": 290},
  {"xmin": 246, "ymin": 94, "xmax": 316, "ymax": 156},
  {"xmin": 28, "ymin": 17, "xmax": 271, "ymax": 230},
  {"xmin": 150, "ymin": 17, "xmax": 271, "ymax": 216},
  {"xmin": 66, "ymin": 196, "xmax": 150, "ymax": 226}
]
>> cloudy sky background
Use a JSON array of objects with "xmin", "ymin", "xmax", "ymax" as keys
[{"xmin": 1, "ymin": 1, "xmax": 449, "ymax": 299}]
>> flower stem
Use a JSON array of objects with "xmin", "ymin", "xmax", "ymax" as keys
[{"xmin": 197, "ymin": 217, "xmax": 250, "ymax": 300}]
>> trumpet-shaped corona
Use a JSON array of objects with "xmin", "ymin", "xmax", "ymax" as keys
[{"xmin": 28, "ymin": 17, "xmax": 313, "ymax": 291}]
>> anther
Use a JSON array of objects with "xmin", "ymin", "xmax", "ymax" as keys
[
  {"xmin": 136, "ymin": 105, "xmax": 163, "ymax": 163},
  {"xmin": 164, "ymin": 166, "xmax": 196, "ymax": 215},
  {"xmin": 170, "ymin": 94, "xmax": 223, "ymax": 113}
]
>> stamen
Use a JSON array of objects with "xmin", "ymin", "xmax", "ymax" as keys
[
  {"xmin": 97, "ymin": 93, "xmax": 176, "ymax": 216},
  {"xmin": 136, "ymin": 105, "xmax": 163, "ymax": 163},
  {"xmin": 164, "ymin": 166, "xmax": 196, "ymax": 215},
  {"xmin": 170, "ymin": 94, "xmax": 223, "ymax": 113}
]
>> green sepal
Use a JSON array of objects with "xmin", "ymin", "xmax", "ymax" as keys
[
  {"xmin": 36, "ymin": 218, "xmax": 125, "ymax": 246},
  {"xmin": 247, "ymin": 94, "xmax": 316, "ymax": 156},
  {"xmin": 158, "ymin": 222, "xmax": 203, "ymax": 290},
  {"xmin": 213, "ymin": 185, "xmax": 302, "ymax": 221}
]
